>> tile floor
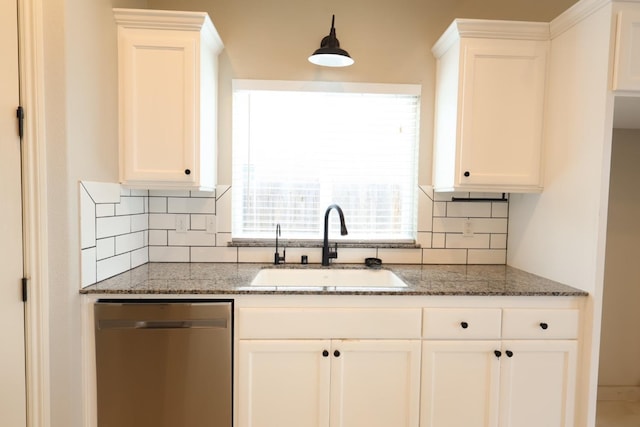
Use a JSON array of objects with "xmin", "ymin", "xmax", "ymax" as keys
[{"xmin": 596, "ymin": 400, "xmax": 640, "ymax": 427}]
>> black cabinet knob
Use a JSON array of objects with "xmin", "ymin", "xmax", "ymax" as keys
[
  {"xmin": 464, "ymin": 171, "xmax": 470, "ymax": 177},
  {"xmin": 322, "ymin": 350, "xmax": 329, "ymax": 357},
  {"xmin": 333, "ymin": 350, "xmax": 341, "ymax": 358},
  {"xmin": 460, "ymin": 321, "xmax": 469, "ymax": 329},
  {"xmin": 506, "ymin": 350, "xmax": 514, "ymax": 358},
  {"xmin": 540, "ymin": 322, "xmax": 549, "ymax": 330},
  {"xmin": 185, "ymin": 169, "xmax": 191, "ymax": 175},
  {"xmin": 494, "ymin": 350, "xmax": 502, "ymax": 358}
]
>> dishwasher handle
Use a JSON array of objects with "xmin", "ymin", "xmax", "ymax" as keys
[{"xmin": 98, "ymin": 318, "xmax": 228, "ymax": 330}]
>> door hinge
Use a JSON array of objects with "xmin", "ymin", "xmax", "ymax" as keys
[
  {"xmin": 16, "ymin": 106, "xmax": 24, "ymax": 139},
  {"xmin": 22, "ymin": 277, "xmax": 28, "ymax": 302}
]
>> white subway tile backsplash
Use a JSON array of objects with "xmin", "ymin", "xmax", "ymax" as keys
[
  {"xmin": 96, "ymin": 203, "xmax": 115, "ymax": 217},
  {"xmin": 149, "ymin": 246, "xmax": 190, "ymax": 262},
  {"xmin": 490, "ymin": 234, "xmax": 508, "ymax": 249},
  {"xmin": 377, "ymin": 248, "xmax": 422, "ymax": 264},
  {"xmin": 96, "ymin": 216, "xmax": 131, "ymax": 239},
  {"xmin": 191, "ymin": 246, "xmax": 237, "ymax": 263},
  {"xmin": 80, "ymin": 181, "xmax": 512, "ymax": 289},
  {"xmin": 423, "ymin": 249, "xmax": 467, "ymax": 264},
  {"xmin": 432, "ymin": 233, "xmax": 446, "ymax": 248},
  {"xmin": 190, "ymin": 214, "xmax": 207, "ymax": 230},
  {"xmin": 149, "ymin": 230, "xmax": 168, "ymax": 246},
  {"xmin": 491, "ymin": 202, "xmax": 509, "ymax": 218},
  {"xmin": 80, "ymin": 186, "xmax": 95, "ymax": 249},
  {"xmin": 446, "ymin": 234, "xmax": 491, "ymax": 249},
  {"xmin": 216, "ymin": 187, "xmax": 232, "ymax": 233},
  {"xmin": 190, "ymin": 190, "xmax": 216, "ymax": 198},
  {"xmin": 168, "ymin": 230, "xmax": 216, "ymax": 247},
  {"xmin": 116, "ymin": 232, "xmax": 145, "ymax": 254},
  {"xmin": 167, "ymin": 197, "xmax": 215, "ymax": 214},
  {"xmin": 333, "ymin": 247, "xmax": 378, "ymax": 264},
  {"xmin": 149, "ymin": 213, "xmax": 177, "ymax": 230},
  {"xmin": 96, "ymin": 238, "xmax": 115, "ymax": 260},
  {"xmin": 468, "ymin": 249, "xmax": 506, "ymax": 264},
  {"xmin": 81, "ymin": 248, "xmax": 97, "ymax": 287},
  {"xmin": 472, "ymin": 218, "xmax": 508, "ymax": 234},
  {"xmin": 83, "ymin": 181, "xmax": 121, "ymax": 203},
  {"xmin": 131, "ymin": 247, "xmax": 149, "ymax": 268},
  {"xmin": 149, "ymin": 190, "xmax": 190, "ymax": 197},
  {"xmin": 131, "ymin": 214, "xmax": 148, "ymax": 232},
  {"xmin": 148, "ymin": 197, "xmax": 167, "ymax": 213},
  {"xmin": 417, "ymin": 186, "xmax": 434, "ymax": 232},
  {"xmin": 433, "ymin": 202, "xmax": 447, "ymax": 217},
  {"xmin": 416, "ymin": 232, "xmax": 432, "ymax": 249},
  {"xmin": 116, "ymin": 196, "xmax": 145, "ymax": 216},
  {"xmin": 446, "ymin": 202, "xmax": 492, "ymax": 218},
  {"xmin": 96, "ymin": 253, "xmax": 130, "ymax": 282}
]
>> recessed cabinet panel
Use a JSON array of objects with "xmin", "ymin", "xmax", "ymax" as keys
[
  {"xmin": 459, "ymin": 40, "xmax": 546, "ymax": 188},
  {"xmin": 613, "ymin": 9, "xmax": 640, "ymax": 91},
  {"xmin": 121, "ymin": 32, "xmax": 196, "ymax": 184},
  {"xmin": 238, "ymin": 340, "xmax": 331, "ymax": 427},
  {"xmin": 330, "ymin": 340, "xmax": 421, "ymax": 427},
  {"xmin": 498, "ymin": 340, "xmax": 577, "ymax": 427},
  {"xmin": 421, "ymin": 340, "xmax": 500, "ymax": 427}
]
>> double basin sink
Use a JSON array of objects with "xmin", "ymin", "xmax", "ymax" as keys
[{"xmin": 250, "ymin": 268, "xmax": 408, "ymax": 290}]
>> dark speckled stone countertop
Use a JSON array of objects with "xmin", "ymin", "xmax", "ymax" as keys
[{"xmin": 80, "ymin": 263, "xmax": 588, "ymax": 296}]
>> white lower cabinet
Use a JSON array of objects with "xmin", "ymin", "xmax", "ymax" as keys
[
  {"xmin": 421, "ymin": 340, "xmax": 501, "ymax": 427},
  {"xmin": 420, "ymin": 308, "xmax": 578, "ymax": 427},
  {"xmin": 239, "ymin": 339, "xmax": 421, "ymax": 427},
  {"xmin": 498, "ymin": 340, "xmax": 577, "ymax": 427}
]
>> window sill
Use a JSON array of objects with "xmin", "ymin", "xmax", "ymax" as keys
[{"xmin": 229, "ymin": 239, "xmax": 420, "ymax": 249}]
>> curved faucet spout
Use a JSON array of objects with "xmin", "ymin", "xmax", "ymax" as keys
[{"xmin": 322, "ymin": 204, "xmax": 348, "ymax": 266}]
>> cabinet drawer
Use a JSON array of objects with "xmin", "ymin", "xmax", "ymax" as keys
[
  {"xmin": 422, "ymin": 308, "xmax": 502, "ymax": 339},
  {"xmin": 239, "ymin": 308, "xmax": 422, "ymax": 339},
  {"xmin": 502, "ymin": 309, "xmax": 579, "ymax": 339}
]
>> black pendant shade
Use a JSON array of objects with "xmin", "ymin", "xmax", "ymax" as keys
[{"xmin": 308, "ymin": 15, "xmax": 354, "ymax": 67}]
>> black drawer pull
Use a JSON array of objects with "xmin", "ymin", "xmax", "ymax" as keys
[
  {"xmin": 494, "ymin": 350, "xmax": 502, "ymax": 358},
  {"xmin": 540, "ymin": 322, "xmax": 549, "ymax": 330},
  {"xmin": 460, "ymin": 321, "xmax": 469, "ymax": 329},
  {"xmin": 322, "ymin": 350, "xmax": 329, "ymax": 357},
  {"xmin": 333, "ymin": 350, "xmax": 341, "ymax": 358}
]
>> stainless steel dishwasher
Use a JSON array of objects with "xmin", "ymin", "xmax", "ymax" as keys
[{"xmin": 94, "ymin": 299, "xmax": 233, "ymax": 427}]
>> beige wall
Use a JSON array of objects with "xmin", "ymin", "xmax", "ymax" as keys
[
  {"xmin": 40, "ymin": 0, "xmax": 577, "ymax": 426},
  {"xmin": 599, "ymin": 128, "xmax": 640, "ymax": 387}
]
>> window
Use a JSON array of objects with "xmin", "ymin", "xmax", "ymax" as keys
[{"xmin": 232, "ymin": 80, "xmax": 421, "ymax": 242}]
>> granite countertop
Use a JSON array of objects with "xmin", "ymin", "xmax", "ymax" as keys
[{"xmin": 80, "ymin": 263, "xmax": 588, "ymax": 296}]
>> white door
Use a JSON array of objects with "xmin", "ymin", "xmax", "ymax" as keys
[
  {"xmin": 0, "ymin": 0, "xmax": 27, "ymax": 425},
  {"xmin": 498, "ymin": 340, "xmax": 577, "ymax": 427},
  {"xmin": 421, "ymin": 340, "xmax": 501, "ymax": 427},
  {"xmin": 238, "ymin": 340, "xmax": 331, "ymax": 427},
  {"xmin": 331, "ymin": 340, "xmax": 421, "ymax": 427}
]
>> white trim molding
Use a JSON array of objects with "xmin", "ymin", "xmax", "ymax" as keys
[{"xmin": 18, "ymin": 0, "xmax": 50, "ymax": 426}]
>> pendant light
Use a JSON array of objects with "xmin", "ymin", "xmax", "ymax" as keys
[{"xmin": 308, "ymin": 15, "xmax": 354, "ymax": 67}]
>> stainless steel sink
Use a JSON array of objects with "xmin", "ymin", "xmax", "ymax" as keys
[{"xmin": 250, "ymin": 268, "xmax": 408, "ymax": 288}]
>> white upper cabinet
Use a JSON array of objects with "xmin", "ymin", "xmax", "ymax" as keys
[
  {"xmin": 613, "ymin": 7, "xmax": 640, "ymax": 91},
  {"xmin": 113, "ymin": 9, "xmax": 223, "ymax": 190},
  {"xmin": 432, "ymin": 20, "xmax": 549, "ymax": 193}
]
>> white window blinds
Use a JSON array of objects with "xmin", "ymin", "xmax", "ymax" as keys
[{"xmin": 232, "ymin": 80, "xmax": 421, "ymax": 242}]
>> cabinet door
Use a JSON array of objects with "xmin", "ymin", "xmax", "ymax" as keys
[
  {"xmin": 421, "ymin": 340, "xmax": 500, "ymax": 427},
  {"xmin": 119, "ymin": 29, "xmax": 197, "ymax": 185},
  {"xmin": 498, "ymin": 340, "xmax": 577, "ymax": 427},
  {"xmin": 238, "ymin": 340, "xmax": 331, "ymax": 427},
  {"xmin": 613, "ymin": 9, "xmax": 640, "ymax": 91},
  {"xmin": 458, "ymin": 39, "xmax": 547, "ymax": 190},
  {"xmin": 330, "ymin": 340, "xmax": 421, "ymax": 427}
]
